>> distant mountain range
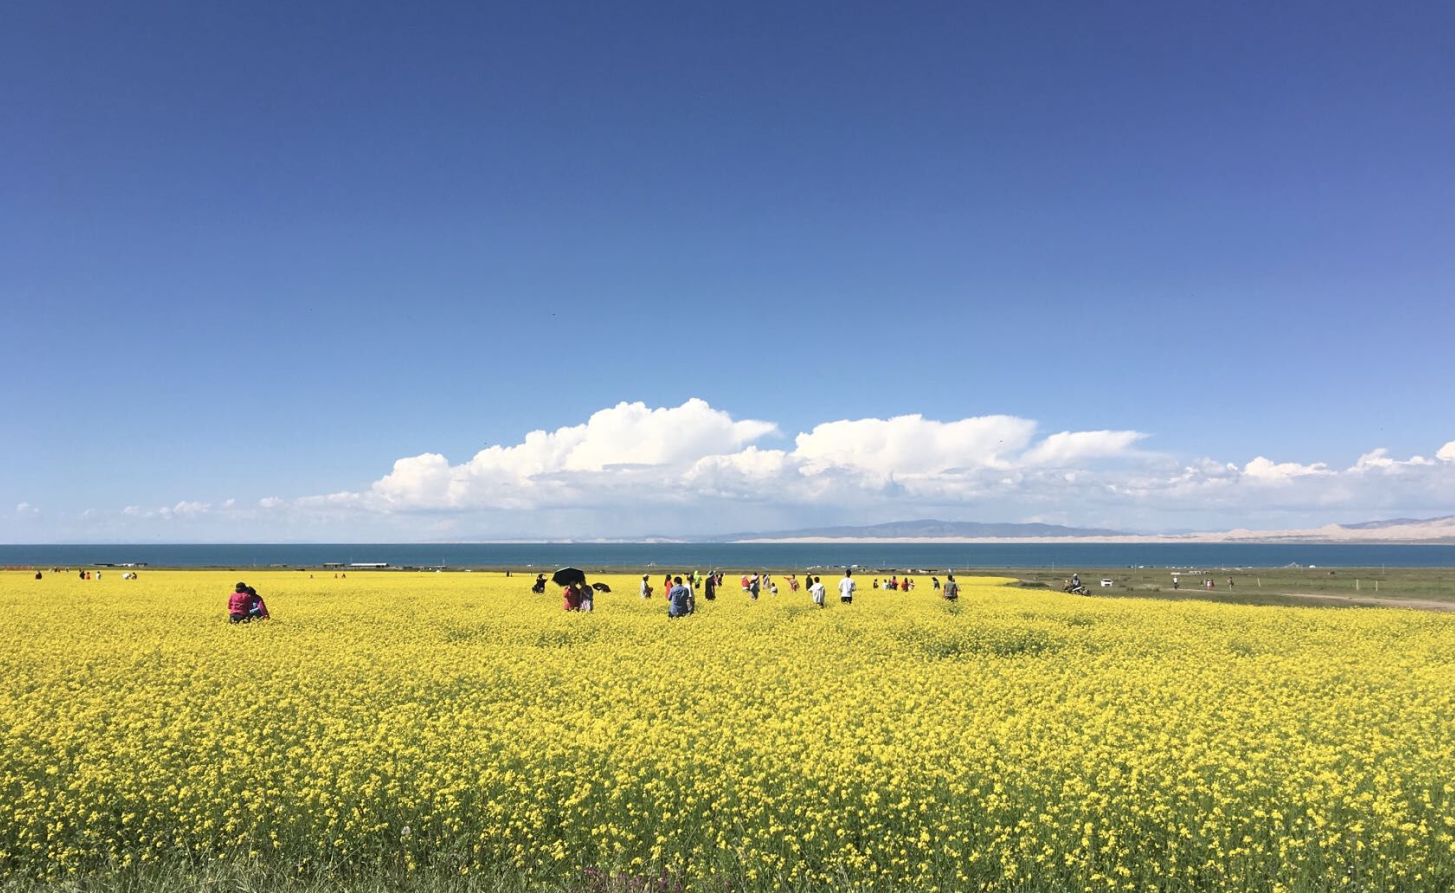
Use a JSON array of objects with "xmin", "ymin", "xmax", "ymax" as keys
[
  {"xmin": 456, "ymin": 515, "xmax": 1455, "ymax": 544},
  {"xmin": 714, "ymin": 519, "xmax": 1123, "ymax": 541},
  {"xmin": 718, "ymin": 516, "xmax": 1455, "ymax": 545}
]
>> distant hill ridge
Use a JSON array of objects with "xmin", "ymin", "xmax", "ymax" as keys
[
  {"xmin": 1338, "ymin": 515, "xmax": 1455, "ymax": 530},
  {"xmin": 721, "ymin": 519, "xmax": 1123, "ymax": 542}
]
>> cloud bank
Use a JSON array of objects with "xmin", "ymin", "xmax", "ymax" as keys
[
  {"xmin": 11, "ymin": 399, "xmax": 1455, "ymax": 539},
  {"xmin": 289, "ymin": 399, "xmax": 1455, "ymax": 533}
]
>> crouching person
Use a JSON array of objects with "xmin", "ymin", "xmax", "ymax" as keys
[{"xmin": 667, "ymin": 576, "xmax": 691, "ymax": 618}]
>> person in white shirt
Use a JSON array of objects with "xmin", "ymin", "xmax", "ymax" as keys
[
  {"xmin": 809, "ymin": 576, "xmax": 827, "ymax": 608},
  {"xmin": 640, "ymin": 574, "xmax": 652, "ymax": 599},
  {"xmin": 838, "ymin": 569, "xmax": 856, "ymax": 604}
]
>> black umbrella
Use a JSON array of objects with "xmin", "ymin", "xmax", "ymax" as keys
[
  {"xmin": 552, "ymin": 567, "xmax": 587, "ymax": 587},
  {"xmin": 591, "ymin": 582, "xmax": 611, "ymax": 593}
]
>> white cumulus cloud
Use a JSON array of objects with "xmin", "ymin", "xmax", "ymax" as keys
[
  {"xmin": 370, "ymin": 399, "xmax": 779, "ymax": 510},
  {"xmin": 1021, "ymin": 430, "xmax": 1148, "ymax": 467},
  {"xmin": 1241, "ymin": 456, "xmax": 1332, "ymax": 482}
]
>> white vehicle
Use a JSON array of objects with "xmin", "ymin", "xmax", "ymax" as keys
[{"xmin": 1100, "ymin": 579, "xmax": 1114, "ymax": 587}]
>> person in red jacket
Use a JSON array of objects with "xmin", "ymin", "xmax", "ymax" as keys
[{"xmin": 562, "ymin": 581, "xmax": 584, "ymax": 611}]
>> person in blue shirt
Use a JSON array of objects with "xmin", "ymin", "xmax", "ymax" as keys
[{"xmin": 668, "ymin": 576, "xmax": 691, "ymax": 618}]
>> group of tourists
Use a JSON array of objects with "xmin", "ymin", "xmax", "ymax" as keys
[{"xmin": 552, "ymin": 567, "xmax": 963, "ymax": 615}]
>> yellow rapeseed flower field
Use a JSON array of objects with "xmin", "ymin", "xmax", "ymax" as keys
[{"xmin": 2, "ymin": 570, "xmax": 1454, "ymax": 891}]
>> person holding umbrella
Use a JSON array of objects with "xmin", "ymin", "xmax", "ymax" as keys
[{"xmin": 553, "ymin": 567, "xmax": 588, "ymax": 612}]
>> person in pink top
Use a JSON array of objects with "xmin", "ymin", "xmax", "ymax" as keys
[{"xmin": 228, "ymin": 582, "xmax": 270, "ymax": 623}]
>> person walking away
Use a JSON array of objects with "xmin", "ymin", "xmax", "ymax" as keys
[
  {"xmin": 943, "ymin": 574, "xmax": 960, "ymax": 601},
  {"xmin": 749, "ymin": 573, "xmax": 760, "ymax": 600},
  {"xmin": 839, "ymin": 569, "xmax": 856, "ymax": 604},
  {"xmin": 684, "ymin": 574, "xmax": 696, "ymax": 614},
  {"xmin": 704, "ymin": 573, "xmax": 717, "ymax": 601},
  {"xmin": 668, "ymin": 576, "xmax": 691, "ymax": 618},
  {"xmin": 563, "ymin": 581, "xmax": 584, "ymax": 611},
  {"xmin": 810, "ymin": 576, "xmax": 827, "ymax": 608}
]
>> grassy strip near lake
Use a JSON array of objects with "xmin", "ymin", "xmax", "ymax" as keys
[{"xmin": 990, "ymin": 564, "xmax": 1455, "ymax": 609}]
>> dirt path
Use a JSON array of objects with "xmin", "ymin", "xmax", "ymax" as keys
[{"xmin": 1275, "ymin": 592, "xmax": 1455, "ymax": 612}]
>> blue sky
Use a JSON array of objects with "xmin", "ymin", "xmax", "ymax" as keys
[{"xmin": 3, "ymin": 1, "xmax": 1453, "ymax": 541}]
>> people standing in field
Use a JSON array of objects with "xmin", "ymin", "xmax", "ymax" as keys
[
  {"xmin": 749, "ymin": 573, "xmax": 761, "ymax": 600},
  {"xmin": 810, "ymin": 575, "xmax": 827, "ymax": 608},
  {"xmin": 943, "ymin": 574, "xmax": 959, "ymax": 601},
  {"xmin": 531, "ymin": 573, "xmax": 547, "ymax": 594},
  {"xmin": 703, "ymin": 573, "xmax": 716, "ymax": 600},
  {"xmin": 932, "ymin": 576, "xmax": 941, "ymax": 590},
  {"xmin": 667, "ymin": 576, "xmax": 691, "ymax": 618},
  {"xmin": 580, "ymin": 583, "xmax": 594, "ymax": 613},
  {"xmin": 640, "ymin": 574, "xmax": 652, "ymax": 599},
  {"xmin": 839, "ymin": 569, "xmax": 856, "ymax": 604}
]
